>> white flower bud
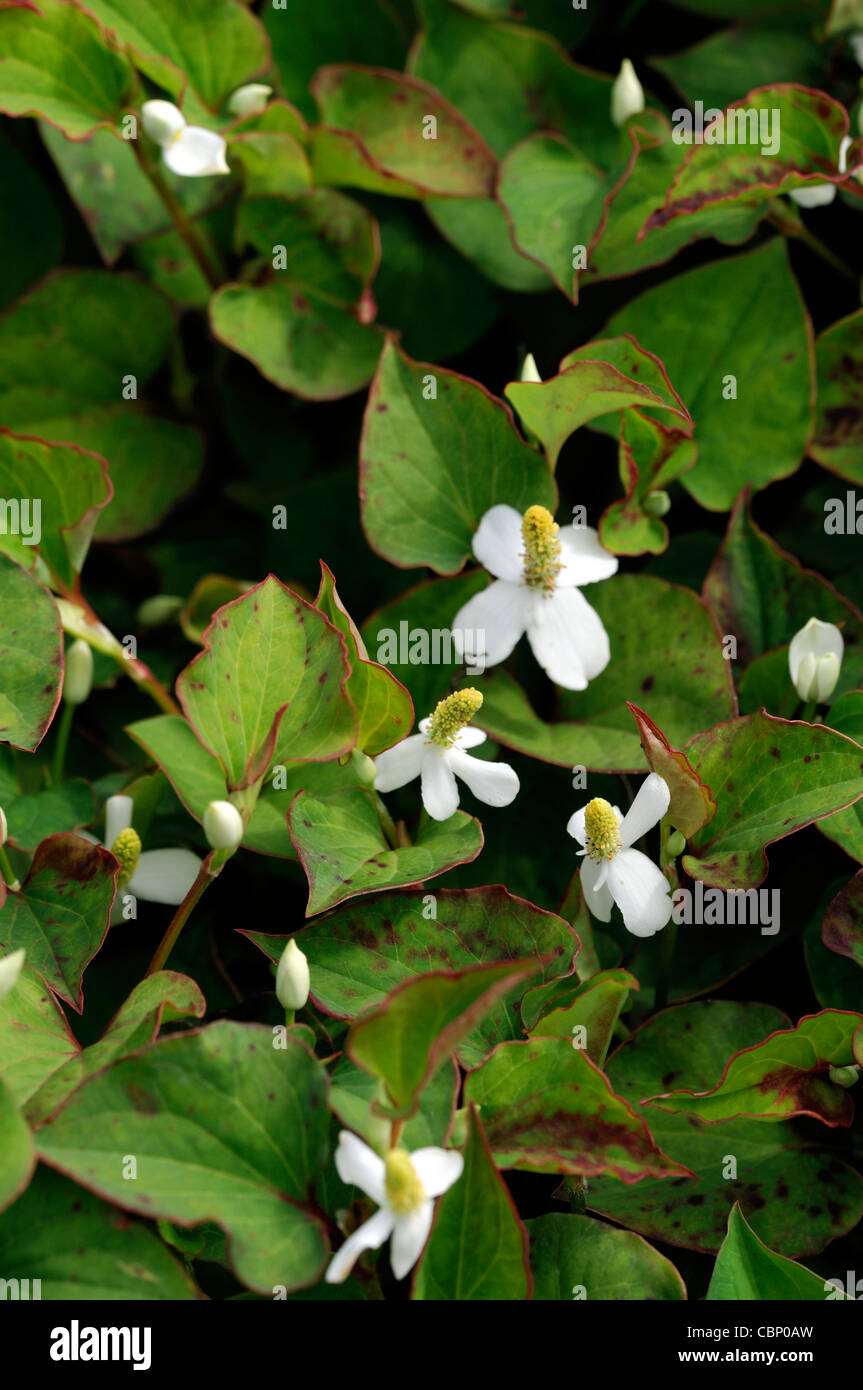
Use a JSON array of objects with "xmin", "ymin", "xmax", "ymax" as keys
[
  {"xmin": 643, "ymin": 489, "xmax": 671, "ymax": 517},
  {"xmin": 610, "ymin": 59, "xmax": 645, "ymax": 128},
  {"xmin": 141, "ymin": 99, "xmax": 186, "ymax": 146},
  {"xmin": 228, "ymin": 83, "xmax": 272, "ymax": 117},
  {"xmin": 0, "ymin": 806, "xmax": 6, "ymax": 847},
  {"xmin": 0, "ymin": 948, "xmax": 25, "ymax": 1005},
  {"xmin": 276, "ymin": 938, "xmax": 310, "ymax": 1012},
  {"xmin": 789, "ymin": 617, "xmax": 844, "ymax": 704},
  {"xmin": 63, "ymin": 639, "xmax": 94, "ymax": 705},
  {"xmin": 519, "ymin": 352, "xmax": 542, "ymax": 383},
  {"xmin": 203, "ymin": 799, "xmax": 244, "ymax": 851},
  {"xmin": 789, "ymin": 183, "xmax": 837, "ymax": 209}
]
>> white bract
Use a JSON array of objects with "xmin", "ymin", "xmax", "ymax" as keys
[
  {"xmin": 373, "ymin": 689, "xmax": 519, "ymax": 822},
  {"xmin": 0, "ymin": 948, "xmax": 25, "ymax": 1005},
  {"xmin": 275, "ymin": 938, "xmax": 310, "ymax": 1011},
  {"xmin": 64, "ymin": 639, "xmax": 94, "ymax": 705},
  {"xmin": 519, "ymin": 351, "xmax": 542, "ymax": 383},
  {"xmin": 611, "ymin": 58, "xmax": 645, "ymax": 127},
  {"xmin": 568, "ymin": 773, "xmax": 673, "ymax": 938},
  {"xmin": 82, "ymin": 795, "xmax": 201, "ymax": 923},
  {"xmin": 325, "ymin": 1131, "xmax": 463, "ymax": 1283},
  {"xmin": 789, "ymin": 617, "xmax": 844, "ymax": 703},
  {"xmin": 451, "ymin": 504, "xmax": 618, "ymax": 691},
  {"xmin": 789, "ymin": 135, "xmax": 852, "ymax": 208},
  {"xmin": 141, "ymin": 100, "xmax": 230, "ymax": 178},
  {"xmin": 227, "ymin": 83, "xmax": 272, "ymax": 117}
]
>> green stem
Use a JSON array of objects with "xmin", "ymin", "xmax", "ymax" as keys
[
  {"xmin": 564, "ymin": 1175, "xmax": 588, "ymax": 1214},
  {"xmin": 131, "ymin": 137, "xmax": 225, "ymax": 291},
  {"xmin": 284, "ymin": 1008, "xmax": 295, "ymax": 1029},
  {"xmin": 145, "ymin": 853, "xmax": 224, "ymax": 976},
  {"xmin": 769, "ymin": 209, "xmax": 857, "ymax": 283},
  {"xmin": 798, "ymin": 699, "xmax": 818, "ymax": 723},
  {"xmin": 0, "ymin": 845, "xmax": 21, "ymax": 893},
  {"xmin": 52, "ymin": 701, "xmax": 74, "ymax": 784},
  {"xmin": 374, "ymin": 794, "xmax": 400, "ymax": 850},
  {"xmin": 58, "ymin": 598, "xmax": 181, "ymax": 716}
]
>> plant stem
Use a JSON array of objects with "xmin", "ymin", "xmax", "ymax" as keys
[
  {"xmin": 131, "ymin": 138, "xmax": 225, "ymax": 291},
  {"xmin": 374, "ymin": 794, "xmax": 400, "ymax": 850},
  {"xmin": 58, "ymin": 597, "xmax": 181, "ymax": 716},
  {"xmin": 799, "ymin": 699, "xmax": 818, "ymax": 723},
  {"xmin": 0, "ymin": 846, "xmax": 21, "ymax": 893},
  {"xmin": 565, "ymin": 1175, "xmax": 588, "ymax": 1214},
  {"xmin": 146, "ymin": 853, "xmax": 222, "ymax": 976},
  {"xmin": 285, "ymin": 1008, "xmax": 295, "ymax": 1028},
  {"xmin": 52, "ymin": 701, "xmax": 74, "ymax": 783},
  {"xmin": 768, "ymin": 209, "xmax": 857, "ymax": 283}
]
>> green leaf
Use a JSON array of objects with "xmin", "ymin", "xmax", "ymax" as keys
[
  {"xmin": 0, "ymin": 432, "xmax": 111, "ymax": 590},
  {"xmin": 600, "ymin": 241, "xmax": 813, "ymax": 510},
  {"xmin": 81, "ymin": 0, "xmax": 270, "ymax": 115},
  {"xmin": 3, "ymin": 779, "xmax": 94, "ymax": 852},
  {"xmin": 809, "ymin": 308, "xmax": 863, "ymax": 484},
  {"xmin": 176, "ymin": 575, "xmax": 357, "ymax": 790},
  {"xmin": 236, "ymin": 192, "xmax": 378, "ymax": 308},
  {"xmin": 627, "ymin": 702, "xmax": 716, "ymax": 838},
  {"xmin": 0, "ymin": 1165, "xmax": 201, "ymax": 1298},
  {"xmin": 311, "ymin": 66, "xmax": 496, "ymax": 198},
  {"xmin": 36, "ymin": 1021, "xmax": 331, "ymax": 1295},
  {"xmin": 426, "ymin": 195, "xmax": 553, "ymax": 292},
  {"xmin": 314, "ymin": 563, "xmax": 413, "ymax": 756},
  {"xmin": 817, "ymin": 693, "xmax": 863, "ymax": 861},
  {"xmin": 0, "ymin": 964, "xmax": 80, "ymax": 1107},
  {"xmin": 527, "ymin": 968, "xmax": 638, "ymax": 1066},
  {"xmin": 599, "ymin": 411, "xmax": 697, "ymax": 557},
  {"xmin": 0, "ymin": 270, "xmax": 202, "ymax": 545},
  {"xmin": 505, "ymin": 336, "xmax": 691, "ymax": 468},
  {"xmin": 646, "ymin": 88, "xmax": 859, "ymax": 230},
  {"xmin": 229, "ymin": 126, "xmax": 311, "ymax": 198},
  {"xmin": 0, "ymin": 552, "xmax": 63, "ymax": 751},
  {"xmin": 0, "ymin": 1075, "xmax": 35, "ymax": 1214},
  {"xmin": 244, "ymin": 885, "xmax": 578, "ymax": 1064},
  {"xmin": 527, "ymin": 1212, "xmax": 685, "ymax": 1300},
  {"xmin": 683, "ymin": 711, "xmax": 863, "ymax": 890},
  {"xmin": 264, "ymin": 0, "xmax": 409, "ymax": 121},
  {"xmin": 464, "ymin": 1036, "xmax": 690, "ymax": 1179},
  {"xmin": 360, "ymin": 337, "xmax": 556, "ymax": 574},
  {"xmin": 652, "ymin": 25, "xmax": 827, "ymax": 113},
  {"xmin": 347, "ymin": 958, "xmax": 539, "ymax": 1115},
  {"xmin": 588, "ymin": 1000, "xmax": 863, "ymax": 1255},
  {"xmin": 329, "ymin": 1055, "xmax": 458, "ymax": 1150},
  {"xmin": 0, "ymin": 834, "xmax": 117, "ymax": 1012},
  {"xmin": 288, "ymin": 787, "xmax": 483, "ymax": 914},
  {"xmin": 707, "ymin": 1204, "xmax": 840, "ymax": 1300},
  {"xmin": 0, "ymin": 0, "xmax": 133, "ymax": 138},
  {"xmin": 822, "ymin": 870, "xmax": 863, "ymax": 970},
  {"xmin": 413, "ymin": 1105, "xmax": 531, "ymax": 1300},
  {"xmin": 649, "ymin": 1009, "xmax": 863, "ymax": 1126}
]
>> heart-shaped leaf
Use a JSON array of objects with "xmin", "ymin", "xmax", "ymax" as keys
[
  {"xmin": 822, "ymin": 870, "xmax": 863, "ymax": 969},
  {"xmin": 809, "ymin": 307, "xmax": 863, "ymax": 484},
  {"xmin": 0, "ymin": 551, "xmax": 63, "ymax": 751},
  {"xmin": 707, "ymin": 1204, "xmax": 842, "ymax": 1301},
  {"xmin": 527, "ymin": 968, "xmax": 638, "ymax": 1066},
  {"xmin": 527, "ymin": 1211, "xmax": 685, "ymax": 1300},
  {"xmin": 236, "ymin": 192, "xmax": 378, "ymax": 309}
]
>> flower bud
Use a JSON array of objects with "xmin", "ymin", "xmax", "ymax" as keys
[
  {"xmin": 519, "ymin": 352, "xmax": 542, "ymax": 383},
  {"xmin": 789, "ymin": 617, "xmax": 843, "ymax": 704},
  {"xmin": 351, "ymin": 746, "xmax": 377, "ymax": 787},
  {"xmin": 665, "ymin": 829, "xmax": 686, "ymax": 858},
  {"xmin": 610, "ymin": 59, "xmax": 644, "ymax": 128},
  {"xmin": 0, "ymin": 948, "xmax": 25, "ymax": 1005},
  {"xmin": 276, "ymin": 938, "xmax": 310, "ymax": 1011},
  {"xmin": 203, "ymin": 799, "xmax": 244, "ymax": 851},
  {"xmin": 829, "ymin": 1064, "xmax": 859, "ymax": 1088},
  {"xmin": 228, "ymin": 83, "xmax": 272, "ymax": 117},
  {"xmin": 137, "ymin": 594, "xmax": 184, "ymax": 627},
  {"xmin": 643, "ymin": 489, "xmax": 671, "ymax": 518},
  {"xmin": 141, "ymin": 99, "xmax": 186, "ymax": 146},
  {"xmin": 63, "ymin": 639, "xmax": 94, "ymax": 705}
]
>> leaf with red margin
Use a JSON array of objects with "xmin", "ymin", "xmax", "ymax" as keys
[
  {"xmin": 702, "ymin": 490, "xmax": 863, "ymax": 682},
  {"xmin": 643, "ymin": 87, "xmax": 862, "ymax": 232},
  {"xmin": 0, "ymin": 963, "xmax": 80, "ymax": 1107},
  {"xmin": 822, "ymin": 872, "xmax": 863, "ymax": 970},
  {"xmin": 647, "ymin": 1010, "xmax": 863, "ymax": 1126},
  {"xmin": 413, "ymin": 1103, "xmax": 531, "ymax": 1301},
  {"xmin": 599, "ymin": 410, "xmax": 696, "ymax": 557},
  {"xmin": 464, "ymin": 1036, "xmax": 692, "ymax": 1180},
  {"xmin": 360, "ymin": 336, "xmax": 556, "ymax": 574},
  {"xmin": 314, "ymin": 562, "xmax": 413, "ymax": 757},
  {"xmin": 527, "ymin": 967, "xmax": 639, "ymax": 1067},
  {"xmin": 0, "ymin": 835, "xmax": 117, "ymax": 1012},
  {"xmin": 809, "ymin": 308, "xmax": 863, "ymax": 485},
  {"xmin": 310, "ymin": 65, "xmax": 496, "ymax": 199},
  {"xmin": 0, "ymin": 551, "xmax": 63, "ymax": 752},
  {"xmin": 505, "ymin": 334, "xmax": 691, "ymax": 470},
  {"xmin": 235, "ymin": 192, "xmax": 380, "ymax": 312},
  {"xmin": 176, "ymin": 574, "xmax": 357, "ymax": 791},
  {"xmin": 347, "ymin": 958, "xmax": 540, "ymax": 1116},
  {"xmin": 628, "ymin": 702, "xmax": 716, "ymax": 838},
  {"xmin": 682, "ymin": 711, "xmax": 863, "ymax": 890},
  {"xmin": 242, "ymin": 885, "xmax": 579, "ymax": 1064},
  {"xmin": 288, "ymin": 786, "xmax": 483, "ymax": 915}
]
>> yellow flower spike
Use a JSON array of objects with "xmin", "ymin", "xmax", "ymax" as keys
[
  {"xmin": 583, "ymin": 798, "xmax": 621, "ymax": 862},
  {"xmin": 521, "ymin": 505, "xmax": 562, "ymax": 592},
  {"xmin": 426, "ymin": 688, "xmax": 483, "ymax": 748},
  {"xmin": 384, "ymin": 1149, "xmax": 426, "ymax": 1216},
  {"xmin": 110, "ymin": 827, "xmax": 142, "ymax": 888}
]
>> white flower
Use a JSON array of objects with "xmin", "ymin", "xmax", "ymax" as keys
[
  {"xmin": 520, "ymin": 351, "xmax": 542, "ymax": 383},
  {"xmin": 451, "ymin": 504, "xmax": 618, "ymax": 691},
  {"xmin": 789, "ymin": 617, "xmax": 844, "ymax": 703},
  {"xmin": 275, "ymin": 939, "xmax": 310, "ymax": 1011},
  {"xmin": 789, "ymin": 135, "xmax": 851, "ymax": 208},
  {"xmin": 227, "ymin": 83, "xmax": 272, "ymax": 117},
  {"xmin": 0, "ymin": 948, "xmax": 25, "ymax": 1005},
  {"xmin": 63, "ymin": 639, "xmax": 93, "ymax": 705},
  {"xmin": 203, "ymin": 799, "xmax": 244, "ymax": 851},
  {"xmin": 568, "ymin": 773, "xmax": 673, "ymax": 938},
  {"xmin": 141, "ymin": 99, "xmax": 229, "ymax": 178},
  {"xmin": 81, "ymin": 795, "xmax": 201, "ymax": 923},
  {"xmin": 611, "ymin": 58, "xmax": 645, "ymax": 127},
  {"xmin": 373, "ymin": 689, "xmax": 519, "ymax": 822},
  {"xmin": 325, "ymin": 1131, "xmax": 463, "ymax": 1284}
]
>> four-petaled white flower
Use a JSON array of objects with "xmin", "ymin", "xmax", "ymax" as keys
[
  {"xmin": 81, "ymin": 794, "xmax": 201, "ymax": 923},
  {"xmin": 451, "ymin": 504, "xmax": 618, "ymax": 691},
  {"xmin": 373, "ymin": 688, "xmax": 519, "ymax": 822},
  {"xmin": 568, "ymin": 773, "xmax": 673, "ymax": 938},
  {"xmin": 325, "ymin": 1131, "xmax": 463, "ymax": 1284},
  {"xmin": 141, "ymin": 100, "xmax": 230, "ymax": 178},
  {"xmin": 789, "ymin": 135, "xmax": 852, "ymax": 208},
  {"xmin": 789, "ymin": 617, "xmax": 844, "ymax": 704}
]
